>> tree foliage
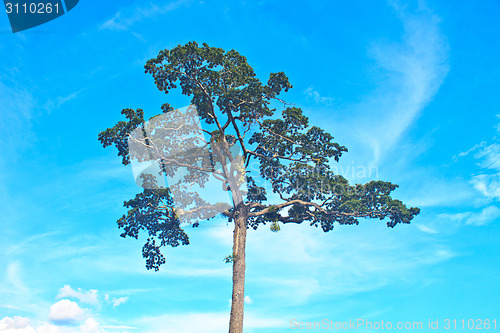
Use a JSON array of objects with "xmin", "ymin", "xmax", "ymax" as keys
[{"xmin": 99, "ymin": 41, "xmax": 420, "ymax": 271}]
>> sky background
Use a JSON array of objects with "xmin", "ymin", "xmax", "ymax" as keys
[{"xmin": 1, "ymin": 0, "xmax": 500, "ymax": 332}]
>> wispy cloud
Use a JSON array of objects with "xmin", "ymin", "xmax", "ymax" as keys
[
  {"xmin": 439, "ymin": 205, "xmax": 500, "ymax": 227},
  {"xmin": 471, "ymin": 174, "xmax": 500, "ymax": 200},
  {"xmin": 210, "ymin": 220, "xmax": 456, "ymax": 305},
  {"xmin": 468, "ymin": 140, "xmax": 500, "ymax": 200},
  {"xmin": 415, "ymin": 223, "xmax": 438, "ymax": 234},
  {"xmin": 455, "ymin": 141, "xmax": 486, "ymax": 159},
  {"xmin": 6, "ymin": 262, "xmax": 29, "ymax": 294},
  {"xmin": 465, "ymin": 206, "xmax": 500, "ymax": 226},
  {"xmin": 0, "ymin": 304, "xmax": 21, "ymax": 310},
  {"xmin": 56, "ymin": 286, "xmax": 99, "ymax": 306},
  {"xmin": 111, "ymin": 297, "xmax": 128, "ymax": 308},
  {"xmin": 6, "ymin": 232, "xmax": 61, "ymax": 256},
  {"xmin": 427, "ymin": 116, "xmax": 500, "ymax": 230},
  {"xmin": 100, "ymin": 0, "xmax": 191, "ymax": 31},
  {"xmin": 304, "ymin": 86, "xmax": 335, "ymax": 105},
  {"xmin": 353, "ymin": 3, "xmax": 449, "ymax": 164},
  {"xmin": 457, "ymin": 116, "xmax": 500, "ymax": 201},
  {"xmin": 0, "ymin": 78, "xmax": 35, "ymax": 154},
  {"xmin": 44, "ymin": 89, "xmax": 84, "ymax": 114},
  {"xmin": 0, "ymin": 261, "xmax": 54, "ymax": 323},
  {"xmin": 473, "ymin": 143, "xmax": 500, "ymax": 170}
]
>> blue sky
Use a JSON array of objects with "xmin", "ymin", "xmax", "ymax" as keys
[{"xmin": 1, "ymin": 0, "xmax": 500, "ymax": 332}]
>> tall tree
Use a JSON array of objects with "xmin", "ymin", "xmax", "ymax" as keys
[{"xmin": 98, "ymin": 41, "xmax": 420, "ymax": 333}]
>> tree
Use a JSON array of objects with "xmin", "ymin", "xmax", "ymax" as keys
[{"xmin": 98, "ymin": 41, "xmax": 420, "ymax": 333}]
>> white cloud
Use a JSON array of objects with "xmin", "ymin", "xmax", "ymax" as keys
[
  {"xmin": 456, "ymin": 141, "xmax": 486, "ymax": 159},
  {"xmin": 0, "ymin": 316, "xmax": 105, "ymax": 333},
  {"xmin": 79, "ymin": 318, "xmax": 100, "ymax": 333},
  {"xmin": 451, "ymin": 115, "xmax": 500, "ymax": 232},
  {"xmin": 465, "ymin": 140, "xmax": 500, "ymax": 200},
  {"xmin": 36, "ymin": 323, "xmax": 60, "ymax": 333},
  {"xmin": 474, "ymin": 143, "xmax": 500, "ymax": 170},
  {"xmin": 415, "ymin": 224, "xmax": 438, "ymax": 234},
  {"xmin": 100, "ymin": 0, "xmax": 190, "ymax": 31},
  {"xmin": 304, "ymin": 86, "xmax": 335, "ymax": 105},
  {"xmin": 465, "ymin": 206, "xmax": 500, "ymax": 226},
  {"xmin": 471, "ymin": 174, "xmax": 500, "ymax": 200},
  {"xmin": 0, "ymin": 316, "xmax": 36, "ymax": 333},
  {"xmin": 6, "ymin": 262, "xmax": 28, "ymax": 293},
  {"xmin": 49, "ymin": 300, "xmax": 85, "ymax": 325},
  {"xmin": 0, "ymin": 304, "xmax": 20, "ymax": 310},
  {"xmin": 458, "ymin": 120, "xmax": 500, "ymax": 201},
  {"xmin": 99, "ymin": 12, "xmax": 127, "ymax": 31},
  {"xmin": 56, "ymin": 286, "xmax": 99, "ymax": 306},
  {"xmin": 437, "ymin": 212, "xmax": 471, "ymax": 222},
  {"xmin": 351, "ymin": 3, "xmax": 449, "ymax": 164},
  {"xmin": 438, "ymin": 205, "xmax": 500, "ymax": 227},
  {"xmin": 206, "ymin": 220, "xmax": 457, "ymax": 308},
  {"xmin": 6, "ymin": 231, "xmax": 61, "ymax": 257},
  {"xmin": 111, "ymin": 297, "xmax": 128, "ymax": 308},
  {"xmin": 44, "ymin": 89, "xmax": 83, "ymax": 113}
]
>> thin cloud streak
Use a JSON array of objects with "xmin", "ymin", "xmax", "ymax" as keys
[
  {"xmin": 438, "ymin": 205, "xmax": 500, "ymax": 227},
  {"xmin": 355, "ymin": 4, "xmax": 449, "ymax": 164},
  {"xmin": 100, "ymin": 0, "xmax": 191, "ymax": 31}
]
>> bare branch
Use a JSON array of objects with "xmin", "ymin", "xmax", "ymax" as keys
[{"xmin": 248, "ymin": 199, "xmax": 388, "ymax": 219}]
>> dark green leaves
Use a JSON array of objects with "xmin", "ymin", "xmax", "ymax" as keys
[
  {"xmin": 117, "ymin": 174, "xmax": 189, "ymax": 271},
  {"xmin": 143, "ymin": 41, "xmax": 291, "ymax": 126},
  {"xmin": 98, "ymin": 108, "xmax": 145, "ymax": 165}
]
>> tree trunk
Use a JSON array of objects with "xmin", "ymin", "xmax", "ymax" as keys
[{"xmin": 228, "ymin": 206, "xmax": 248, "ymax": 333}]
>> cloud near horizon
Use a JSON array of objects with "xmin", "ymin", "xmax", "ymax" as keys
[{"xmin": 0, "ymin": 284, "xmax": 132, "ymax": 333}]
